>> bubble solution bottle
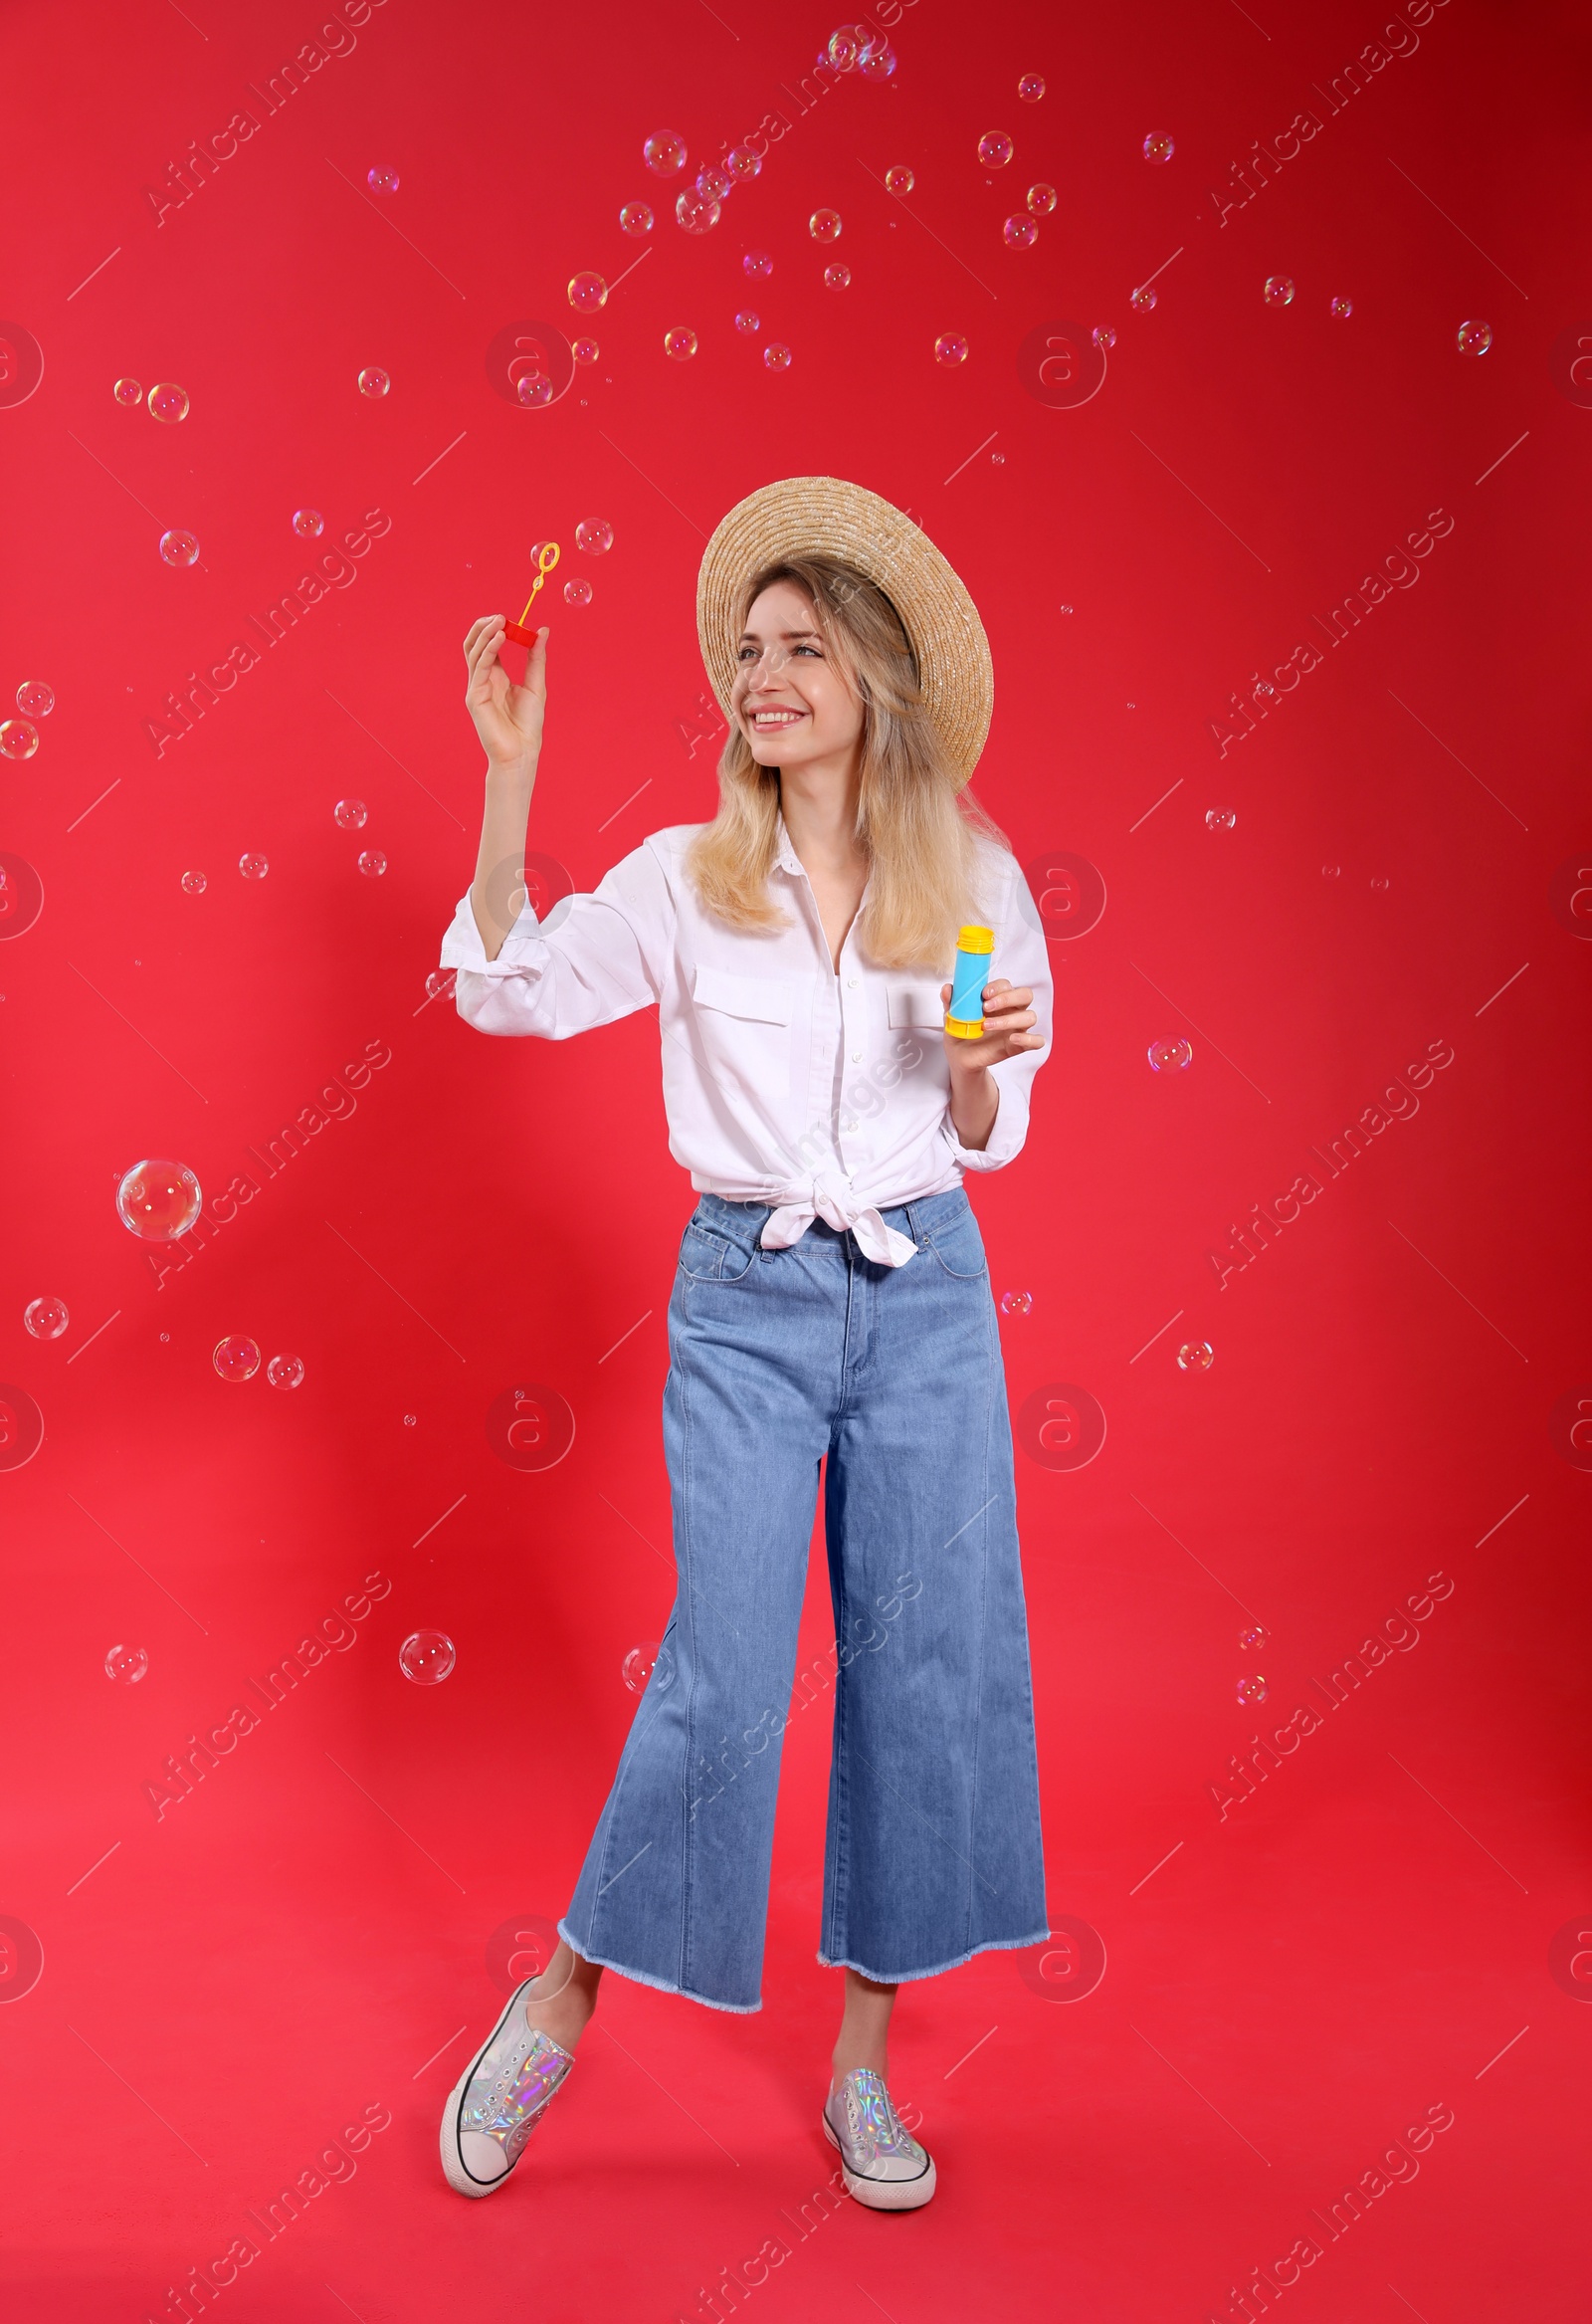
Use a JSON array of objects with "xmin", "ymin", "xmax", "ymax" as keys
[{"xmin": 944, "ymin": 924, "xmax": 994, "ymax": 1039}]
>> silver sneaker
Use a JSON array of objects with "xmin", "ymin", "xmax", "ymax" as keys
[
  {"xmin": 440, "ymin": 1982, "xmax": 575, "ymax": 2197},
  {"xmin": 822, "ymin": 2067, "xmax": 936, "ymax": 2210}
]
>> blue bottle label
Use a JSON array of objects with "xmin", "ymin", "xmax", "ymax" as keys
[{"xmin": 948, "ymin": 948, "xmax": 987, "ymax": 1022}]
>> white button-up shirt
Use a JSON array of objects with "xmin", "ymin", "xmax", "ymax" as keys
[{"xmin": 438, "ymin": 817, "xmax": 1051, "ymax": 1266}]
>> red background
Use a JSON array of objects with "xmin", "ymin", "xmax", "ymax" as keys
[{"xmin": 2, "ymin": 0, "xmax": 1588, "ymax": 2315}]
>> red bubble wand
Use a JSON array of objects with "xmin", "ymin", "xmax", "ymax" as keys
[{"xmin": 503, "ymin": 540, "xmax": 561, "ymax": 647}]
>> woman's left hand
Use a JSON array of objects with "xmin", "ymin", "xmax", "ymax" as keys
[{"xmin": 939, "ymin": 977, "xmax": 1043, "ymax": 1073}]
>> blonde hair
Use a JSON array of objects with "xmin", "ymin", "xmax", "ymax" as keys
[{"xmin": 684, "ymin": 554, "xmax": 1008, "ymax": 973}]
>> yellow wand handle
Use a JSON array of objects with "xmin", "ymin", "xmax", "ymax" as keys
[{"xmin": 506, "ymin": 541, "xmax": 561, "ymax": 644}]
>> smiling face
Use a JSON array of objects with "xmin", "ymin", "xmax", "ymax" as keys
[{"xmin": 731, "ymin": 578, "xmax": 866, "ymax": 774}]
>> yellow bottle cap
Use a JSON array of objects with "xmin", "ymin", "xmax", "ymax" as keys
[{"xmin": 956, "ymin": 925, "xmax": 994, "ymax": 953}]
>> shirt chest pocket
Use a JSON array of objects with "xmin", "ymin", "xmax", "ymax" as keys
[
  {"xmin": 694, "ymin": 963, "xmax": 798, "ymax": 1026},
  {"xmin": 887, "ymin": 982, "xmax": 947, "ymax": 1030},
  {"xmin": 691, "ymin": 962, "xmax": 803, "ymax": 1120}
]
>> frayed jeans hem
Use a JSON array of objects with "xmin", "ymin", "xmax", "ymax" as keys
[
  {"xmin": 815, "ymin": 1928, "xmax": 1053, "ymax": 1985},
  {"xmin": 557, "ymin": 1919, "xmax": 762, "ymax": 2014}
]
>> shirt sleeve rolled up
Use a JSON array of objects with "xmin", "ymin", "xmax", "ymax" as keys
[
  {"xmin": 940, "ymin": 850, "xmax": 1054, "ymax": 1174},
  {"xmin": 438, "ymin": 835, "xmax": 672, "ymax": 1041}
]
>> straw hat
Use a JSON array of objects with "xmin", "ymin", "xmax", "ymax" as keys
[{"xmin": 696, "ymin": 476, "xmax": 993, "ymax": 790}]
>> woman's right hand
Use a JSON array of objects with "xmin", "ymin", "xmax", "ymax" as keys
[{"xmin": 464, "ymin": 615, "xmax": 547, "ymax": 775}]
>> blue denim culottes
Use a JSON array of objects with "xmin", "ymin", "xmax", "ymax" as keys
[{"xmin": 559, "ymin": 1185, "xmax": 1049, "ymax": 2011}]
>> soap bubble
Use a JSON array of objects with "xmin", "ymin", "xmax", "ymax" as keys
[
  {"xmin": 824, "ymin": 262, "xmax": 852, "ymax": 288},
  {"xmin": 426, "ymin": 968, "xmax": 456, "ymax": 1000},
  {"xmin": 0, "ymin": 719, "xmax": 39, "ymax": 758},
  {"xmin": 572, "ymin": 335, "xmax": 599, "ymax": 363},
  {"xmin": 764, "ymin": 342, "xmax": 792, "ymax": 371},
  {"xmin": 1130, "ymin": 286, "xmax": 1157, "ymax": 313},
  {"xmin": 1205, "ymin": 806, "xmax": 1236, "ymax": 830},
  {"xmin": 1003, "ymin": 215, "xmax": 1037, "ymax": 248},
  {"xmin": 24, "ymin": 1297, "xmax": 69, "ymax": 1340},
  {"xmin": 1142, "ymin": 132, "xmax": 1174, "ymax": 163},
  {"xmin": 292, "ymin": 508, "xmax": 323, "ymax": 538},
  {"xmin": 676, "ymin": 187, "xmax": 721, "ymax": 234},
  {"xmin": 999, "ymin": 1289, "xmax": 1033, "ymax": 1316},
  {"xmin": 358, "ymin": 849, "xmax": 387, "ymax": 878},
  {"xmin": 622, "ymin": 1641, "xmax": 662, "ymax": 1693},
  {"xmin": 859, "ymin": 42, "xmax": 896, "ymax": 78},
  {"xmin": 978, "ymin": 131, "xmax": 1013, "ymax": 168},
  {"xmin": 267, "ymin": 1353, "xmax": 305, "ymax": 1389},
  {"xmin": 696, "ymin": 162, "xmax": 732, "ymax": 203},
  {"xmin": 644, "ymin": 131, "xmax": 687, "ymax": 175},
  {"xmin": 181, "ymin": 870, "xmax": 206, "ymax": 893},
  {"xmin": 1457, "ymin": 317, "xmax": 1492, "ymax": 356},
  {"xmin": 933, "ymin": 330, "xmax": 968, "ymax": 365},
  {"xmin": 1263, "ymin": 275, "xmax": 1295, "ymax": 307},
  {"xmin": 116, "ymin": 1160, "xmax": 202, "ymax": 1241},
  {"xmin": 1322, "ymin": 863, "xmax": 1341, "ymax": 878},
  {"xmin": 1236, "ymin": 1674, "xmax": 1269, "ymax": 1705},
  {"xmin": 105, "ymin": 1643, "xmax": 148, "ymax": 1685},
  {"xmin": 567, "ymin": 271, "xmax": 607, "ymax": 313},
  {"xmin": 400, "ymin": 1629, "xmax": 456, "ymax": 1684},
  {"xmin": 576, "ymin": 518, "xmax": 613, "ymax": 554},
  {"xmin": 1093, "ymin": 323, "xmax": 1116, "ymax": 349},
  {"xmin": 664, "ymin": 325, "xmax": 698, "ymax": 360},
  {"xmin": 735, "ymin": 310, "xmax": 761, "ymax": 334},
  {"xmin": 1239, "ymin": 1625, "xmax": 1270, "ymax": 1652},
  {"xmin": 1027, "ymin": 182, "xmax": 1057, "ymax": 215},
  {"xmin": 809, "ymin": 207, "xmax": 843, "ymax": 243},
  {"xmin": 213, "ymin": 1335, "xmax": 262, "ymax": 1382},
  {"xmin": 619, "ymin": 200, "xmax": 654, "ymax": 236},
  {"xmin": 1177, "ymin": 1341, "xmax": 1214, "ymax": 1372},
  {"xmin": 367, "ymin": 165, "xmax": 399, "ymax": 194},
  {"xmin": 113, "ymin": 376, "xmax": 142, "ymax": 405},
  {"xmin": 357, "ymin": 365, "xmax": 390, "ymax": 396},
  {"xmin": 743, "ymin": 250, "xmax": 773, "ymax": 280},
  {"xmin": 515, "ymin": 373, "xmax": 552, "ymax": 406},
  {"xmin": 1370, "ymin": 874, "xmax": 1390, "ymax": 891},
  {"xmin": 334, "ymin": 797, "xmax": 368, "ymax": 828},
  {"xmin": 1329, "ymin": 295, "xmax": 1353, "ymax": 319},
  {"xmin": 148, "ymin": 381, "xmax": 190, "ymax": 423},
  {"xmin": 885, "ymin": 164, "xmax": 914, "ymax": 195},
  {"xmin": 828, "ymin": 26, "xmax": 864, "ymax": 67},
  {"xmin": 239, "ymin": 852, "xmax": 268, "ymax": 879},
  {"xmin": 726, "ymin": 145, "xmax": 762, "ymax": 181},
  {"xmin": 1018, "ymin": 71, "xmax": 1046, "ymax": 101},
  {"xmin": 159, "ymin": 528, "xmax": 199, "ymax": 567},
  {"xmin": 1148, "ymin": 1037, "xmax": 1193, "ymax": 1071},
  {"xmin": 563, "ymin": 578, "xmax": 593, "ymax": 606}
]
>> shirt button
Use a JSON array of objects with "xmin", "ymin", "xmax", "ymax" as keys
[
  {"xmin": 848, "ymin": 977, "xmax": 859, "ymax": 988},
  {"xmin": 850, "ymin": 1050, "xmax": 862, "ymax": 1062},
  {"xmin": 842, "ymin": 1118, "xmax": 857, "ymax": 1131}
]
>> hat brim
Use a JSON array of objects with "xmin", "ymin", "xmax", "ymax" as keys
[{"xmin": 696, "ymin": 476, "xmax": 992, "ymax": 792}]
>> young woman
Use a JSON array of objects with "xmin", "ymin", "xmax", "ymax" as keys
[{"xmin": 435, "ymin": 477, "xmax": 1051, "ymax": 2211}]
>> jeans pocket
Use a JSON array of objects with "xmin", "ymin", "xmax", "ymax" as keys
[
  {"xmin": 923, "ymin": 1210, "xmax": 988, "ymax": 1280},
  {"xmin": 679, "ymin": 1220, "xmax": 758, "ymax": 1283}
]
